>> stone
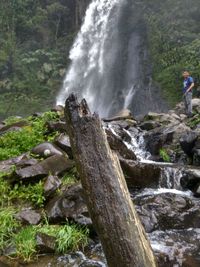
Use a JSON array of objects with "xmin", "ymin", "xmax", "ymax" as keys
[
  {"xmin": 44, "ymin": 175, "xmax": 61, "ymax": 197},
  {"xmin": 149, "ymin": 229, "xmax": 200, "ymax": 267},
  {"xmin": 135, "ymin": 193, "xmax": 200, "ymax": 232},
  {"xmin": 103, "ymin": 109, "xmax": 133, "ymax": 122},
  {"xmin": 120, "ymin": 159, "xmax": 161, "ymax": 189},
  {"xmin": 54, "ymin": 134, "xmax": 73, "ymax": 159},
  {"xmin": 36, "ymin": 233, "xmax": 56, "ymax": 253},
  {"xmin": 16, "ymin": 209, "xmax": 41, "ymax": 225},
  {"xmin": 47, "ymin": 121, "xmax": 67, "ymax": 133},
  {"xmin": 0, "ymin": 120, "xmax": 29, "ymax": 135},
  {"xmin": 31, "ymin": 142, "xmax": 66, "ymax": 158},
  {"xmin": 15, "ymin": 155, "xmax": 74, "ymax": 181},
  {"xmin": 46, "ymin": 184, "xmax": 92, "ymax": 226},
  {"xmin": 105, "ymin": 128, "xmax": 136, "ymax": 160},
  {"xmin": 180, "ymin": 131, "xmax": 198, "ymax": 156},
  {"xmin": 139, "ymin": 120, "xmax": 160, "ymax": 131}
]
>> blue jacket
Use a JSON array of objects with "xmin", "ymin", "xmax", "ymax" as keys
[{"xmin": 183, "ymin": 76, "xmax": 194, "ymax": 93}]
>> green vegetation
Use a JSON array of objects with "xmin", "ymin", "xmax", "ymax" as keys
[
  {"xmin": 0, "ymin": 111, "xmax": 59, "ymax": 160},
  {"xmin": 143, "ymin": 0, "xmax": 200, "ymax": 106},
  {"xmin": 0, "ymin": 0, "xmax": 79, "ymax": 119},
  {"xmin": 159, "ymin": 148, "xmax": 171, "ymax": 162}
]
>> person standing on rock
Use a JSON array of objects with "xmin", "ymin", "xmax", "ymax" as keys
[{"xmin": 182, "ymin": 71, "xmax": 194, "ymax": 117}]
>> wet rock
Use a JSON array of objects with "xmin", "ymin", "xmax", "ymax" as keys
[
  {"xmin": 54, "ymin": 134, "xmax": 73, "ymax": 159},
  {"xmin": 135, "ymin": 193, "xmax": 200, "ymax": 232},
  {"xmin": 44, "ymin": 175, "xmax": 61, "ymax": 197},
  {"xmin": 149, "ymin": 228, "xmax": 200, "ymax": 267},
  {"xmin": 80, "ymin": 260, "xmax": 106, "ymax": 267},
  {"xmin": 47, "ymin": 121, "xmax": 66, "ymax": 133},
  {"xmin": 0, "ymin": 120, "xmax": 29, "ymax": 135},
  {"xmin": 139, "ymin": 120, "xmax": 160, "ymax": 131},
  {"xmin": 103, "ymin": 109, "xmax": 133, "ymax": 122},
  {"xmin": 105, "ymin": 128, "xmax": 136, "ymax": 160},
  {"xmin": 46, "ymin": 184, "xmax": 92, "ymax": 226},
  {"xmin": 180, "ymin": 168, "xmax": 200, "ymax": 193},
  {"xmin": 36, "ymin": 233, "xmax": 56, "ymax": 253},
  {"xmin": 31, "ymin": 142, "xmax": 66, "ymax": 158},
  {"xmin": 180, "ymin": 131, "xmax": 198, "ymax": 156},
  {"xmin": 120, "ymin": 159, "xmax": 162, "ymax": 189},
  {"xmin": 16, "ymin": 209, "xmax": 41, "ymax": 225},
  {"xmin": 15, "ymin": 155, "xmax": 74, "ymax": 182}
]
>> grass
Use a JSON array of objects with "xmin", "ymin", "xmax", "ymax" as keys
[
  {"xmin": 12, "ymin": 224, "xmax": 89, "ymax": 261},
  {"xmin": 0, "ymin": 208, "xmax": 19, "ymax": 252},
  {"xmin": 0, "ymin": 111, "xmax": 59, "ymax": 161},
  {"xmin": 159, "ymin": 148, "xmax": 171, "ymax": 162}
]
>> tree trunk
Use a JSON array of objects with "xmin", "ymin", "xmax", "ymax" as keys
[{"xmin": 64, "ymin": 94, "xmax": 157, "ymax": 267}]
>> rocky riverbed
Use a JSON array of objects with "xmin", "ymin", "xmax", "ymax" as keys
[{"xmin": 1, "ymin": 99, "xmax": 200, "ymax": 266}]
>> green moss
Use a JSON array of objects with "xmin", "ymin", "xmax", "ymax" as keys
[
  {"xmin": 0, "ymin": 111, "xmax": 59, "ymax": 160},
  {"xmin": 159, "ymin": 148, "xmax": 171, "ymax": 162}
]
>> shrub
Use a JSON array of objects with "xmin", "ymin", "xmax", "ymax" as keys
[{"xmin": 159, "ymin": 148, "xmax": 171, "ymax": 162}]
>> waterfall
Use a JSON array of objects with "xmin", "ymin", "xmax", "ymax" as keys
[
  {"xmin": 57, "ymin": 0, "xmax": 125, "ymax": 116},
  {"xmin": 57, "ymin": 0, "xmax": 167, "ymax": 117}
]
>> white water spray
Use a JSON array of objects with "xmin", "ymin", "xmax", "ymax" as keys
[{"xmin": 57, "ymin": 0, "xmax": 125, "ymax": 116}]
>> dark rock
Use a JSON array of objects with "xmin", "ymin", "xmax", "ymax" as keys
[
  {"xmin": 193, "ymin": 149, "xmax": 200, "ymax": 166},
  {"xmin": 31, "ymin": 142, "xmax": 66, "ymax": 158},
  {"xmin": 103, "ymin": 109, "xmax": 133, "ymax": 122},
  {"xmin": 0, "ymin": 126, "xmax": 23, "ymax": 135},
  {"xmin": 46, "ymin": 184, "xmax": 92, "ymax": 226},
  {"xmin": 149, "ymin": 229, "xmax": 200, "ymax": 267},
  {"xmin": 15, "ymin": 155, "xmax": 74, "ymax": 182},
  {"xmin": 54, "ymin": 134, "xmax": 73, "ymax": 159},
  {"xmin": 120, "ymin": 159, "xmax": 161, "ymax": 189},
  {"xmin": 16, "ymin": 209, "xmax": 41, "ymax": 225},
  {"xmin": 180, "ymin": 131, "xmax": 198, "ymax": 156},
  {"xmin": 44, "ymin": 175, "xmax": 61, "ymax": 197},
  {"xmin": 36, "ymin": 233, "xmax": 56, "ymax": 253},
  {"xmin": 135, "ymin": 192, "xmax": 200, "ymax": 232},
  {"xmin": 105, "ymin": 128, "xmax": 136, "ymax": 160},
  {"xmin": 0, "ymin": 120, "xmax": 29, "ymax": 135},
  {"xmin": 180, "ymin": 169, "xmax": 200, "ymax": 193},
  {"xmin": 139, "ymin": 120, "xmax": 160, "ymax": 131},
  {"xmin": 47, "ymin": 121, "xmax": 67, "ymax": 133}
]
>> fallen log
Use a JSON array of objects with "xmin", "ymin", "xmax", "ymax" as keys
[{"xmin": 65, "ymin": 94, "xmax": 157, "ymax": 267}]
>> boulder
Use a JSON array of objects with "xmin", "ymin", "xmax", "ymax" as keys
[
  {"xmin": 135, "ymin": 193, "xmax": 200, "ymax": 232},
  {"xmin": 103, "ymin": 109, "xmax": 133, "ymax": 122},
  {"xmin": 180, "ymin": 168, "xmax": 200, "ymax": 193},
  {"xmin": 105, "ymin": 128, "xmax": 136, "ymax": 160},
  {"xmin": 46, "ymin": 184, "xmax": 92, "ymax": 226},
  {"xmin": 120, "ymin": 159, "xmax": 161, "ymax": 189},
  {"xmin": 36, "ymin": 233, "xmax": 56, "ymax": 253},
  {"xmin": 0, "ymin": 120, "xmax": 29, "ymax": 135},
  {"xmin": 44, "ymin": 175, "xmax": 61, "ymax": 197},
  {"xmin": 149, "ymin": 229, "xmax": 200, "ymax": 267},
  {"xmin": 54, "ymin": 134, "xmax": 73, "ymax": 159},
  {"xmin": 15, "ymin": 155, "xmax": 74, "ymax": 182},
  {"xmin": 180, "ymin": 131, "xmax": 198, "ymax": 156},
  {"xmin": 47, "ymin": 121, "xmax": 67, "ymax": 133},
  {"xmin": 16, "ymin": 209, "xmax": 41, "ymax": 225},
  {"xmin": 31, "ymin": 142, "xmax": 66, "ymax": 158},
  {"xmin": 139, "ymin": 120, "xmax": 160, "ymax": 131}
]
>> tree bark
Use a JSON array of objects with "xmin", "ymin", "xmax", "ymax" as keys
[{"xmin": 64, "ymin": 94, "xmax": 157, "ymax": 267}]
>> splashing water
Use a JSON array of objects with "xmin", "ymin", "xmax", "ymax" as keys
[{"xmin": 56, "ymin": 0, "xmax": 125, "ymax": 116}]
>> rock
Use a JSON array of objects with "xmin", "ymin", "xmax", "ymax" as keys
[
  {"xmin": 15, "ymin": 155, "xmax": 74, "ymax": 182},
  {"xmin": 0, "ymin": 120, "xmax": 29, "ymax": 135},
  {"xmin": 103, "ymin": 109, "xmax": 133, "ymax": 122},
  {"xmin": 149, "ymin": 228, "xmax": 200, "ymax": 267},
  {"xmin": 139, "ymin": 120, "xmax": 160, "ymax": 131},
  {"xmin": 54, "ymin": 134, "xmax": 73, "ymax": 159},
  {"xmin": 31, "ymin": 142, "xmax": 66, "ymax": 158},
  {"xmin": 180, "ymin": 131, "xmax": 198, "ymax": 156},
  {"xmin": 46, "ymin": 184, "xmax": 92, "ymax": 226},
  {"xmin": 105, "ymin": 128, "xmax": 136, "ymax": 160},
  {"xmin": 44, "ymin": 175, "xmax": 61, "ymax": 197},
  {"xmin": 47, "ymin": 121, "xmax": 67, "ymax": 133},
  {"xmin": 135, "ymin": 193, "xmax": 200, "ymax": 232},
  {"xmin": 80, "ymin": 260, "xmax": 106, "ymax": 267},
  {"xmin": 193, "ymin": 149, "xmax": 200, "ymax": 166},
  {"xmin": 51, "ymin": 105, "xmax": 64, "ymax": 114},
  {"xmin": 180, "ymin": 168, "xmax": 200, "ymax": 193},
  {"xmin": 36, "ymin": 233, "xmax": 56, "ymax": 253},
  {"xmin": 16, "ymin": 209, "xmax": 41, "ymax": 225},
  {"xmin": 120, "ymin": 159, "xmax": 161, "ymax": 189}
]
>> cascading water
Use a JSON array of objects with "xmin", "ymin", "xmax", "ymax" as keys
[{"xmin": 57, "ymin": 0, "xmax": 167, "ymax": 117}]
